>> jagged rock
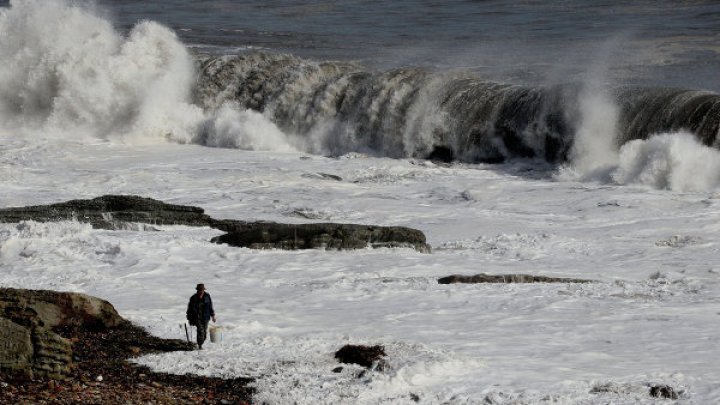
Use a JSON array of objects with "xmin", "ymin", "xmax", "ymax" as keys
[
  {"xmin": 0, "ymin": 195, "xmax": 214, "ymax": 230},
  {"xmin": 0, "ymin": 195, "xmax": 431, "ymax": 252},
  {"xmin": 438, "ymin": 273, "xmax": 593, "ymax": 284},
  {"xmin": 0, "ymin": 288, "xmax": 126, "ymax": 380},
  {"xmin": 334, "ymin": 344, "xmax": 387, "ymax": 370},
  {"xmin": 210, "ymin": 221, "xmax": 431, "ymax": 252}
]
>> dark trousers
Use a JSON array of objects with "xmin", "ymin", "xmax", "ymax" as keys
[{"xmin": 196, "ymin": 320, "xmax": 208, "ymax": 347}]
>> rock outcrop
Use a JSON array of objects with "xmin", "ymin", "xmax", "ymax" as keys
[
  {"xmin": 0, "ymin": 195, "xmax": 431, "ymax": 252},
  {"xmin": 0, "ymin": 195, "xmax": 214, "ymax": 230},
  {"xmin": 211, "ymin": 221, "xmax": 431, "ymax": 252},
  {"xmin": 0, "ymin": 288, "xmax": 126, "ymax": 380},
  {"xmin": 438, "ymin": 273, "xmax": 593, "ymax": 284}
]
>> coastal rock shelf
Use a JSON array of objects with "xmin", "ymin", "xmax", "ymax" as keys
[
  {"xmin": 0, "ymin": 195, "xmax": 431, "ymax": 252},
  {"xmin": 438, "ymin": 273, "xmax": 594, "ymax": 284}
]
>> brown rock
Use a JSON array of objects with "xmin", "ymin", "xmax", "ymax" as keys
[{"xmin": 0, "ymin": 287, "xmax": 126, "ymax": 380}]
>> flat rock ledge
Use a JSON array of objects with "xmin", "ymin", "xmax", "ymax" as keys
[
  {"xmin": 211, "ymin": 222, "xmax": 429, "ymax": 251},
  {"xmin": 0, "ymin": 288, "xmax": 253, "ymax": 404},
  {"xmin": 438, "ymin": 273, "xmax": 594, "ymax": 284},
  {"xmin": 0, "ymin": 195, "xmax": 430, "ymax": 252}
]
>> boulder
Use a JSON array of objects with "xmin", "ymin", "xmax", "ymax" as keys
[
  {"xmin": 650, "ymin": 385, "xmax": 679, "ymax": 400},
  {"xmin": 0, "ymin": 288, "xmax": 126, "ymax": 380},
  {"xmin": 0, "ymin": 288, "xmax": 125, "ymax": 329},
  {"xmin": 334, "ymin": 344, "xmax": 387, "ymax": 370},
  {"xmin": 438, "ymin": 273, "xmax": 593, "ymax": 284}
]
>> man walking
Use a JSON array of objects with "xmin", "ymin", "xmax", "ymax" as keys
[{"xmin": 186, "ymin": 283, "xmax": 216, "ymax": 349}]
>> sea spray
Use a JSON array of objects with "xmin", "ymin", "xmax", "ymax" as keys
[
  {"xmin": 196, "ymin": 102, "xmax": 297, "ymax": 151},
  {"xmin": 0, "ymin": 0, "xmax": 203, "ymax": 141},
  {"xmin": 2, "ymin": 0, "xmax": 720, "ymax": 192},
  {"xmin": 612, "ymin": 132, "xmax": 720, "ymax": 192}
]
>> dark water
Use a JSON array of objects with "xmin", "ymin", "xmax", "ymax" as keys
[{"xmin": 99, "ymin": 0, "xmax": 720, "ymax": 90}]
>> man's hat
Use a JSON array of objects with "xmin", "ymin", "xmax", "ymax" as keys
[{"xmin": 196, "ymin": 283, "xmax": 205, "ymax": 291}]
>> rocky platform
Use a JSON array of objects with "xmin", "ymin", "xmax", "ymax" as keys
[
  {"xmin": 0, "ymin": 288, "xmax": 253, "ymax": 404},
  {"xmin": 0, "ymin": 195, "xmax": 430, "ymax": 252},
  {"xmin": 438, "ymin": 273, "xmax": 594, "ymax": 284}
]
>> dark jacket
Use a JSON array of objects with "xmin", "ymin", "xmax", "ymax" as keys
[{"xmin": 186, "ymin": 292, "xmax": 215, "ymax": 325}]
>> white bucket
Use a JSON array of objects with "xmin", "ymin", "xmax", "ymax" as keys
[{"xmin": 209, "ymin": 325, "xmax": 223, "ymax": 343}]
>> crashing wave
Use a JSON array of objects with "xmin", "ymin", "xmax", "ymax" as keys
[{"xmin": 195, "ymin": 53, "xmax": 720, "ymax": 163}]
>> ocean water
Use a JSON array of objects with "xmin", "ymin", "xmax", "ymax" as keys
[
  {"xmin": 100, "ymin": 0, "xmax": 720, "ymax": 90},
  {"xmin": 1, "ymin": 1, "xmax": 720, "ymax": 403}
]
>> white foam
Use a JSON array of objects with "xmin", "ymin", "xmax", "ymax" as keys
[
  {"xmin": 612, "ymin": 132, "xmax": 720, "ymax": 191},
  {"xmin": 0, "ymin": 0, "xmax": 298, "ymax": 153},
  {"xmin": 197, "ymin": 102, "xmax": 297, "ymax": 152},
  {"xmin": 0, "ymin": 0, "xmax": 203, "ymax": 141}
]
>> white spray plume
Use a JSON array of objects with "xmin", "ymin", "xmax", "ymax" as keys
[
  {"xmin": 0, "ymin": 0, "xmax": 302, "ymax": 152},
  {"xmin": 198, "ymin": 102, "xmax": 297, "ymax": 152},
  {"xmin": 612, "ymin": 132, "xmax": 720, "ymax": 192},
  {"xmin": 0, "ymin": 0, "xmax": 202, "ymax": 141},
  {"xmin": 566, "ymin": 87, "xmax": 620, "ymax": 178}
]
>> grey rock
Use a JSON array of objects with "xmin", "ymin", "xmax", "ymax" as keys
[
  {"xmin": 650, "ymin": 385, "xmax": 679, "ymax": 400},
  {"xmin": 335, "ymin": 344, "xmax": 387, "ymax": 370},
  {"xmin": 301, "ymin": 172, "xmax": 343, "ymax": 181},
  {"xmin": 0, "ymin": 195, "xmax": 431, "ymax": 252},
  {"xmin": 211, "ymin": 221, "xmax": 431, "ymax": 252},
  {"xmin": 0, "ymin": 195, "xmax": 213, "ymax": 230},
  {"xmin": 438, "ymin": 273, "xmax": 593, "ymax": 284}
]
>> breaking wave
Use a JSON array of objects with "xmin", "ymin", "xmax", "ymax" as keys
[
  {"xmin": 1, "ymin": 0, "xmax": 719, "ymax": 190},
  {"xmin": 0, "ymin": 0, "xmax": 203, "ymax": 142}
]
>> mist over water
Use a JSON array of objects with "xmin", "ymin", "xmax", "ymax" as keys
[{"xmin": 0, "ymin": 0, "xmax": 719, "ymax": 191}]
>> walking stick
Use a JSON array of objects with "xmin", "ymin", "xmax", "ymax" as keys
[{"xmin": 184, "ymin": 322, "xmax": 190, "ymax": 343}]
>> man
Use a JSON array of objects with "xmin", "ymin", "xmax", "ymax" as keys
[{"xmin": 186, "ymin": 283, "xmax": 216, "ymax": 349}]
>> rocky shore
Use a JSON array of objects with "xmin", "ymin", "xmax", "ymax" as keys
[{"xmin": 0, "ymin": 288, "xmax": 253, "ymax": 404}]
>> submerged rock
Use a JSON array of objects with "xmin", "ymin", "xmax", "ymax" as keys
[
  {"xmin": 0, "ymin": 195, "xmax": 431, "ymax": 252},
  {"xmin": 334, "ymin": 344, "xmax": 387, "ymax": 370},
  {"xmin": 438, "ymin": 273, "xmax": 593, "ymax": 284}
]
